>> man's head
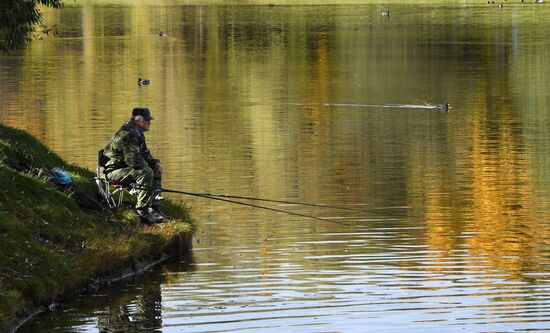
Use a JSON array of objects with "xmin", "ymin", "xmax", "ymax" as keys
[{"xmin": 132, "ymin": 107, "xmax": 153, "ymax": 132}]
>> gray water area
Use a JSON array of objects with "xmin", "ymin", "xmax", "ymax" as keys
[{"xmin": 4, "ymin": 1, "xmax": 550, "ymax": 332}]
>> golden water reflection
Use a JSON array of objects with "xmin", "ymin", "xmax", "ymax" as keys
[{"xmin": 6, "ymin": 3, "xmax": 550, "ymax": 332}]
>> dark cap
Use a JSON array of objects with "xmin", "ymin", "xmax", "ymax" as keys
[{"xmin": 132, "ymin": 107, "xmax": 154, "ymax": 120}]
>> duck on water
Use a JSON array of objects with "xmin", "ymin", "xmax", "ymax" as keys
[{"xmin": 138, "ymin": 78, "xmax": 151, "ymax": 86}]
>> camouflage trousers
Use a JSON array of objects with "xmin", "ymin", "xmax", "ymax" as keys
[{"xmin": 106, "ymin": 166, "xmax": 162, "ymax": 210}]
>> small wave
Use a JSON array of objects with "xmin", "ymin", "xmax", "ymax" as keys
[{"xmin": 289, "ymin": 103, "xmax": 446, "ymax": 110}]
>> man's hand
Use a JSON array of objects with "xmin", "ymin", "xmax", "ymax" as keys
[{"xmin": 155, "ymin": 162, "xmax": 163, "ymax": 174}]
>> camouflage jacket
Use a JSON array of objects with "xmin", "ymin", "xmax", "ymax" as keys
[{"xmin": 103, "ymin": 120, "xmax": 159, "ymax": 172}]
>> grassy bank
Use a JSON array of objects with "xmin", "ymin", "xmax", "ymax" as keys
[{"xmin": 0, "ymin": 124, "xmax": 195, "ymax": 332}]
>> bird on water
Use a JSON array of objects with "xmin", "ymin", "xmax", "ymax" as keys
[
  {"xmin": 435, "ymin": 103, "xmax": 449, "ymax": 111},
  {"xmin": 138, "ymin": 78, "xmax": 151, "ymax": 86}
]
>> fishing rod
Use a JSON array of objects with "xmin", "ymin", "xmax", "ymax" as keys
[
  {"xmin": 164, "ymin": 190, "xmax": 406, "ymax": 218},
  {"xmin": 100, "ymin": 178, "xmax": 404, "ymax": 224},
  {"xmin": 110, "ymin": 179, "xmax": 403, "ymax": 216},
  {"xmin": 190, "ymin": 192, "xmax": 350, "ymax": 226},
  {"xmin": 126, "ymin": 183, "xmax": 351, "ymax": 226}
]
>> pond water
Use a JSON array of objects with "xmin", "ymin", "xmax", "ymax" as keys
[{"xmin": 5, "ymin": 1, "xmax": 550, "ymax": 332}]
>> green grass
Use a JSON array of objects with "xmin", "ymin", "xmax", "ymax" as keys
[{"xmin": 0, "ymin": 124, "xmax": 195, "ymax": 331}]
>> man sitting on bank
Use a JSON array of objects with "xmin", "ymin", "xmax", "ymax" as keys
[{"xmin": 103, "ymin": 107, "xmax": 167, "ymax": 224}]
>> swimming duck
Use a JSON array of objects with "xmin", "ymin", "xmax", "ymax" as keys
[
  {"xmin": 159, "ymin": 31, "xmax": 165, "ymax": 37},
  {"xmin": 138, "ymin": 78, "xmax": 151, "ymax": 85},
  {"xmin": 381, "ymin": 11, "xmax": 390, "ymax": 16},
  {"xmin": 435, "ymin": 103, "xmax": 449, "ymax": 111}
]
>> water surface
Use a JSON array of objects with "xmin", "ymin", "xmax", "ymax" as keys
[{"xmin": 4, "ymin": 2, "xmax": 550, "ymax": 332}]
